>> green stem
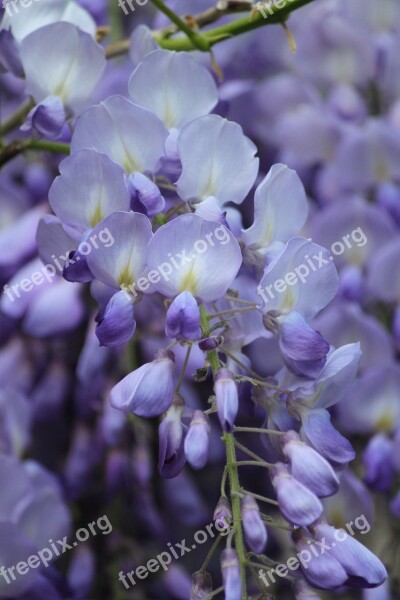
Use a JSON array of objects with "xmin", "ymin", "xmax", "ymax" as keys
[
  {"xmin": 105, "ymin": 0, "xmax": 317, "ymax": 58},
  {"xmin": 175, "ymin": 344, "xmax": 192, "ymax": 393},
  {"xmin": 242, "ymin": 490, "xmax": 279, "ymax": 507},
  {"xmin": 234, "ymin": 426, "xmax": 284, "ymax": 436},
  {"xmin": 200, "ymin": 533, "xmax": 223, "ymax": 571},
  {"xmin": 224, "ymin": 432, "xmax": 247, "ymax": 600},
  {"xmin": 235, "ymin": 460, "xmax": 274, "ymax": 469},
  {"xmin": 200, "ymin": 305, "xmax": 247, "ymax": 600},
  {"xmin": 27, "ymin": 140, "xmax": 70, "ymax": 154},
  {"xmin": 233, "ymin": 439, "xmax": 266, "ymax": 463},
  {"xmin": 0, "ymin": 99, "xmax": 35, "ymax": 138},
  {"xmin": 150, "ymin": 0, "xmax": 211, "ymax": 51},
  {"xmin": 0, "ymin": 139, "xmax": 70, "ymax": 168},
  {"xmin": 154, "ymin": 0, "xmax": 315, "ymax": 51}
]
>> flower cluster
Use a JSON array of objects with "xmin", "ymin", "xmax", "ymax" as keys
[{"xmin": 0, "ymin": 0, "xmax": 398, "ymax": 599}]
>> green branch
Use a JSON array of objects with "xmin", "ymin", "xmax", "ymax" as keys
[
  {"xmin": 0, "ymin": 99, "xmax": 35, "ymax": 138},
  {"xmin": 0, "ymin": 139, "xmax": 70, "ymax": 168},
  {"xmin": 156, "ymin": 0, "xmax": 315, "ymax": 50},
  {"xmin": 150, "ymin": 0, "xmax": 211, "ymax": 51},
  {"xmin": 105, "ymin": 0, "xmax": 317, "ymax": 58}
]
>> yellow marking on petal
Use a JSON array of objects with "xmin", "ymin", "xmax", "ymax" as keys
[
  {"xmin": 261, "ymin": 220, "xmax": 273, "ymax": 247},
  {"xmin": 375, "ymin": 413, "xmax": 394, "ymax": 433},
  {"xmin": 89, "ymin": 204, "xmax": 104, "ymax": 227},
  {"xmin": 180, "ymin": 266, "xmax": 197, "ymax": 296},
  {"xmin": 123, "ymin": 154, "xmax": 141, "ymax": 174},
  {"xmin": 118, "ymin": 265, "xmax": 133, "ymax": 288},
  {"xmin": 280, "ymin": 288, "xmax": 296, "ymax": 314}
]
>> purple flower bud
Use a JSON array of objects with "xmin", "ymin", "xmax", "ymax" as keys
[
  {"xmin": 110, "ymin": 349, "xmax": 175, "ymax": 417},
  {"xmin": 221, "ymin": 548, "xmax": 242, "ymax": 600},
  {"xmin": 279, "ymin": 311, "xmax": 329, "ymax": 378},
  {"xmin": 21, "ymin": 96, "xmax": 66, "ymax": 139},
  {"xmin": 166, "ymin": 291, "xmax": 201, "ymax": 341},
  {"xmin": 214, "ymin": 496, "xmax": 232, "ymax": 531},
  {"xmin": 158, "ymin": 395, "xmax": 186, "ymax": 479},
  {"xmin": 311, "ymin": 520, "xmax": 387, "ymax": 588},
  {"xmin": 198, "ymin": 336, "xmax": 223, "ymax": 351},
  {"xmin": 63, "ymin": 248, "xmax": 94, "ymax": 283},
  {"xmin": 190, "ymin": 570, "xmax": 213, "ymax": 599},
  {"xmin": 281, "ymin": 430, "xmax": 339, "ymax": 498},
  {"xmin": 292, "ymin": 528, "xmax": 348, "ymax": 589},
  {"xmin": 363, "ymin": 433, "xmax": 395, "ymax": 492},
  {"xmin": 127, "ymin": 172, "xmax": 165, "ymax": 217},
  {"xmin": 214, "ymin": 369, "xmax": 238, "ymax": 432},
  {"xmin": 271, "ymin": 462, "xmax": 323, "ymax": 526},
  {"xmin": 96, "ymin": 290, "xmax": 136, "ymax": 347},
  {"xmin": 184, "ymin": 410, "xmax": 210, "ymax": 470},
  {"xmin": 241, "ymin": 494, "xmax": 268, "ymax": 554}
]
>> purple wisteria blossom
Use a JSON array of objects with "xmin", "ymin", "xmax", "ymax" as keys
[{"xmin": 0, "ymin": 0, "xmax": 395, "ymax": 598}]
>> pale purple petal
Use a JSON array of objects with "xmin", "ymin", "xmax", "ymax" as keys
[
  {"xmin": 49, "ymin": 150, "xmax": 130, "ymax": 231},
  {"xmin": 20, "ymin": 23, "xmax": 105, "ymax": 114},
  {"xmin": 71, "ymin": 95, "xmax": 168, "ymax": 173},
  {"xmin": 176, "ymin": 114, "xmax": 258, "ymax": 205},
  {"xmin": 129, "ymin": 50, "xmax": 218, "ymax": 130},
  {"xmin": 242, "ymin": 164, "xmax": 308, "ymax": 252},
  {"xmin": 146, "ymin": 214, "xmax": 242, "ymax": 302},
  {"xmin": 85, "ymin": 211, "xmax": 152, "ymax": 290}
]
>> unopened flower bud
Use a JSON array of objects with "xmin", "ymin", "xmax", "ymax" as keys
[
  {"xmin": 221, "ymin": 548, "xmax": 241, "ymax": 600},
  {"xmin": 241, "ymin": 494, "xmax": 268, "ymax": 553},
  {"xmin": 190, "ymin": 570, "xmax": 213, "ymax": 599},
  {"xmin": 214, "ymin": 368, "xmax": 238, "ymax": 431},
  {"xmin": 214, "ymin": 496, "xmax": 232, "ymax": 532},
  {"xmin": 198, "ymin": 336, "xmax": 223, "ymax": 351},
  {"xmin": 184, "ymin": 410, "xmax": 210, "ymax": 469},
  {"xmin": 281, "ymin": 430, "xmax": 339, "ymax": 498},
  {"xmin": 271, "ymin": 462, "xmax": 323, "ymax": 527}
]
